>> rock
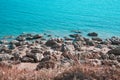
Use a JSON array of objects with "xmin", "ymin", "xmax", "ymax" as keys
[
  {"xmin": 0, "ymin": 45, "xmax": 9, "ymax": 52},
  {"xmin": 74, "ymin": 36, "xmax": 84, "ymax": 41},
  {"xmin": 36, "ymin": 61, "xmax": 56, "ymax": 70},
  {"xmin": 45, "ymin": 39, "xmax": 62, "ymax": 50},
  {"xmin": 35, "ymin": 40, "xmax": 43, "ymax": 44},
  {"xmin": 109, "ymin": 54, "xmax": 116, "ymax": 60},
  {"xmin": 33, "ymin": 34, "xmax": 42, "ymax": 39},
  {"xmin": 9, "ymin": 44, "xmax": 16, "ymax": 49},
  {"xmin": 86, "ymin": 40, "xmax": 95, "ymax": 46},
  {"xmin": 26, "ymin": 36, "xmax": 33, "ymax": 40},
  {"xmin": 26, "ymin": 53, "xmax": 44, "ymax": 62},
  {"xmin": 101, "ymin": 54, "xmax": 109, "ymax": 60},
  {"xmin": 87, "ymin": 32, "xmax": 98, "ymax": 37},
  {"xmin": 117, "ymin": 56, "xmax": 120, "ymax": 62},
  {"xmin": 21, "ymin": 56, "xmax": 34, "ymax": 62},
  {"xmin": 31, "ymin": 48, "xmax": 43, "ymax": 53},
  {"xmin": 43, "ymin": 51, "xmax": 51, "ymax": 56},
  {"xmin": 45, "ymin": 39, "xmax": 58, "ymax": 46},
  {"xmin": 10, "ymin": 40, "xmax": 19, "ymax": 44},
  {"xmin": 47, "ymin": 34, "xmax": 52, "ymax": 37},
  {"xmin": 34, "ymin": 53, "xmax": 44, "ymax": 62},
  {"xmin": 92, "ymin": 37, "xmax": 102, "ymax": 41},
  {"xmin": 11, "ymin": 53, "xmax": 20, "ymax": 60},
  {"xmin": 40, "ymin": 56, "xmax": 51, "ymax": 62},
  {"xmin": 109, "ymin": 36, "xmax": 120, "ymax": 45},
  {"xmin": 86, "ymin": 59, "xmax": 102, "ymax": 66},
  {"xmin": 0, "ymin": 40, "xmax": 8, "ymax": 44},
  {"xmin": 107, "ymin": 47, "xmax": 120, "ymax": 55},
  {"xmin": 23, "ymin": 33, "xmax": 33, "ymax": 40},
  {"xmin": 100, "ymin": 41, "xmax": 109, "ymax": 45},
  {"xmin": 73, "ymin": 41, "xmax": 82, "ymax": 51},
  {"xmin": 16, "ymin": 36, "xmax": 26, "ymax": 41},
  {"xmin": 10, "ymin": 40, "xmax": 22, "ymax": 47},
  {"xmin": 0, "ymin": 54, "xmax": 13, "ymax": 61},
  {"xmin": 40, "ymin": 55, "xmax": 57, "ymax": 62},
  {"xmin": 65, "ymin": 41, "xmax": 72, "ymax": 45},
  {"xmin": 69, "ymin": 34, "xmax": 81, "ymax": 38},
  {"xmin": 96, "ymin": 44, "xmax": 103, "ymax": 49},
  {"xmin": 102, "ymin": 60, "xmax": 119, "ymax": 67},
  {"xmin": 61, "ymin": 44, "xmax": 70, "ymax": 52}
]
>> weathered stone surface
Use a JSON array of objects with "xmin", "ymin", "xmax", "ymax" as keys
[
  {"xmin": 107, "ymin": 47, "xmax": 120, "ymax": 55},
  {"xmin": 109, "ymin": 36, "xmax": 120, "ymax": 45}
]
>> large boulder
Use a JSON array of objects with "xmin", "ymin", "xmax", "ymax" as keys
[
  {"xmin": 109, "ymin": 36, "xmax": 120, "ymax": 45},
  {"xmin": 26, "ymin": 53, "xmax": 44, "ymax": 62},
  {"xmin": 107, "ymin": 47, "xmax": 120, "ymax": 55},
  {"xmin": 45, "ymin": 39, "xmax": 62, "ymax": 50},
  {"xmin": 45, "ymin": 39, "xmax": 58, "ymax": 47},
  {"xmin": 36, "ymin": 55, "xmax": 57, "ymax": 70},
  {"xmin": 34, "ymin": 53, "xmax": 44, "ymax": 62}
]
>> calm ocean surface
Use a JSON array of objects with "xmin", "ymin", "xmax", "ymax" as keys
[{"xmin": 0, "ymin": 0, "xmax": 120, "ymax": 38}]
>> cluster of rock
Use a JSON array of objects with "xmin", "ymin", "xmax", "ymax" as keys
[{"xmin": 0, "ymin": 32, "xmax": 120, "ymax": 70}]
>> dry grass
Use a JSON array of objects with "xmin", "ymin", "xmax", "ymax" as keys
[
  {"xmin": 0, "ymin": 63, "xmax": 120, "ymax": 80},
  {"xmin": 0, "ymin": 63, "xmax": 56, "ymax": 80},
  {"xmin": 55, "ymin": 64, "xmax": 120, "ymax": 80}
]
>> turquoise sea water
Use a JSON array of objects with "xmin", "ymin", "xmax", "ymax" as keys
[{"xmin": 0, "ymin": 0, "xmax": 120, "ymax": 38}]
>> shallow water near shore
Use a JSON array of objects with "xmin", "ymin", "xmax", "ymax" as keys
[{"xmin": 0, "ymin": 0, "xmax": 120, "ymax": 38}]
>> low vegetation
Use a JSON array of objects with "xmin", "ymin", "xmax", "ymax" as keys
[{"xmin": 0, "ymin": 63, "xmax": 119, "ymax": 80}]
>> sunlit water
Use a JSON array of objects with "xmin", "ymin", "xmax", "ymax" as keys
[{"xmin": 0, "ymin": 0, "xmax": 120, "ymax": 38}]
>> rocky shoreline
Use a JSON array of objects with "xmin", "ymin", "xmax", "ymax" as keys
[{"xmin": 0, "ymin": 31, "xmax": 120, "ymax": 79}]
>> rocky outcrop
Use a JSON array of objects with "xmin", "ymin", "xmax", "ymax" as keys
[
  {"xmin": 107, "ymin": 47, "xmax": 120, "ymax": 55},
  {"xmin": 109, "ymin": 36, "xmax": 120, "ymax": 45}
]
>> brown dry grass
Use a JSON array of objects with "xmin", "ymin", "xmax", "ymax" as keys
[
  {"xmin": 55, "ymin": 64, "xmax": 120, "ymax": 80},
  {"xmin": 0, "ymin": 63, "xmax": 120, "ymax": 80}
]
